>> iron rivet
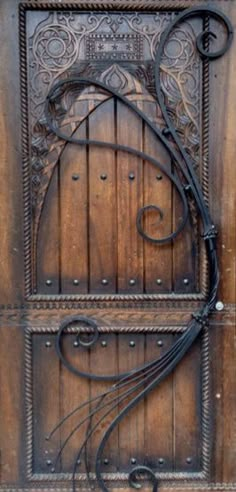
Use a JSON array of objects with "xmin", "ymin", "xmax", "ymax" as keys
[
  {"xmin": 102, "ymin": 279, "xmax": 108, "ymax": 285},
  {"xmin": 158, "ymin": 458, "xmax": 165, "ymax": 465},
  {"xmin": 51, "ymin": 467, "xmax": 55, "ymax": 473},
  {"xmin": 46, "ymin": 459, "xmax": 52, "ymax": 466},
  {"xmin": 72, "ymin": 174, "xmax": 80, "ymax": 181},
  {"xmin": 129, "ymin": 172, "xmax": 135, "ymax": 180},
  {"xmin": 129, "ymin": 279, "xmax": 136, "ymax": 286},
  {"xmin": 74, "ymin": 340, "xmax": 79, "ymax": 347},
  {"xmin": 77, "ymin": 459, "xmax": 81, "ymax": 465},
  {"xmin": 186, "ymin": 457, "xmax": 192, "ymax": 464},
  {"xmin": 156, "ymin": 174, "xmax": 163, "ymax": 180},
  {"xmin": 46, "ymin": 279, "xmax": 52, "ymax": 286},
  {"xmin": 100, "ymin": 174, "xmax": 107, "ymax": 180},
  {"xmin": 129, "ymin": 340, "xmax": 135, "ymax": 348},
  {"xmin": 157, "ymin": 340, "xmax": 163, "ymax": 347},
  {"xmin": 45, "ymin": 341, "xmax": 51, "ymax": 348},
  {"xmin": 215, "ymin": 301, "xmax": 224, "ymax": 311},
  {"xmin": 156, "ymin": 278, "xmax": 162, "ymax": 285},
  {"xmin": 215, "ymin": 393, "xmax": 221, "ymax": 399},
  {"xmin": 183, "ymin": 278, "xmax": 189, "ymax": 285},
  {"xmin": 103, "ymin": 458, "xmax": 109, "ymax": 465},
  {"xmin": 101, "ymin": 340, "xmax": 107, "ymax": 347},
  {"xmin": 73, "ymin": 279, "xmax": 79, "ymax": 286},
  {"xmin": 131, "ymin": 458, "xmax": 137, "ymax": 465}
]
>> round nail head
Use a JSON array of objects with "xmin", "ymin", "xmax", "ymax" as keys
[
  {"xmin": 129, "ymin": 340, "xmax": 135, "ymax": 348},
  {"xmin": 215, "ymin": 301, "xmax": 224, "ymax": 311},
  {"xmin": 72, "ymin": 174, "xmax": 80, "ymax": 181}
]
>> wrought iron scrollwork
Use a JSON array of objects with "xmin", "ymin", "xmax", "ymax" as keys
[{"xmin": 44, "ymin": 6, "xmax": 233, "ymax": 492}]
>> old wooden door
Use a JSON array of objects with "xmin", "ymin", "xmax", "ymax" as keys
[{"xmin": 0, "ymin": 1, "xmax": 235, "ymax": 492}]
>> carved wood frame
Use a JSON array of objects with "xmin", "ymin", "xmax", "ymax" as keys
[
  {"xmin": 19, "ymin": 0, "xmax": 210, "ymax": 307},
  {"xmin": 24, "ymin": 324, "xmax": 210, "ymax": 483}
]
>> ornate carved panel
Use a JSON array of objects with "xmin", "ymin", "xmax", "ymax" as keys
[{"xmin": 22, "ymin": 6, "xmax": 209, "ymax": 301}]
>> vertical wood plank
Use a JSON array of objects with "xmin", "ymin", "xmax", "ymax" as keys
[
  {"xmin": 33, "ymin": 334, "xmax": 60, "ymax": 473},
  {"xmin": 60, "ymin": 335, "xmax": 90, "ymax": 473},
  {"xmin": 60, "ymin": 119, "xmax": 88, "ymax": 294},
  {"xmin": 89, "ymin": 334, "xmax": 118, "ymax": 472},
  {"xmin": 145, "ymin": 334, "xmax": 173, "ymax": 471},
  {"xmin": 37, "ymin": 171, "xmax": 60, "ymax": 294},
  {"xmin": 88, "ymin": 99, "xmax": 117, "ymax": 294},
  {"xmin": 174, "ymin": 336, "xmax": 201, "ymax": 472},
  {"xmin": 143, "ymin": 121, "xmax": 172, "ymax": 293},
  {"xmin": 0, "ymin": 325, "xmax": 23, "ymax": 483},
  {"xmin": 222, "ymin": 325, "xmax": 236, "ymax": 482},
  {"xmin": 117, "ymin": 102, "xmax": 143, "ymax": 293},
  {"xmin": 172, "ymin": 192, "xmax": 196, "ymax": 293},
  {"xmin": 118, "ymin": 334, "xmax": 145, "ymax": 470},
  {"xmin": 210, "ymin": 325, "xmax": 224, "ymax": 482}
]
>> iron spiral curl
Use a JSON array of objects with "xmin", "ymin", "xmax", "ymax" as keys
[{"xmin": 44, "ymin": 6, "xmax": 233, "ymax": 492}]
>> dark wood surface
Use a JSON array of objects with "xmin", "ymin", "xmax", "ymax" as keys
[{"xmin": 0, "ymin": 1, "xmax": 235, "ymax": 491}]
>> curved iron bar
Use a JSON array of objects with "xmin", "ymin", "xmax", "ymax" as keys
[
  {"xmin": 129, "ymin": 466, "xmax": 158, "ymax": 492},
  {"xmin": 44, "ymin": 5, "xmax": 233, "ymax": 492}
]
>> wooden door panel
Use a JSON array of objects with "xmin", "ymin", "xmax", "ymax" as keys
[
  {"xmin": 0, "ymin": 2, "xmax": 235, "ymax": 492},
  {"xmin": 28, "ymin": 330, "xmax": 202, "ymax": 479}
]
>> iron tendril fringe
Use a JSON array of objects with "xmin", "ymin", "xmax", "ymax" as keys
[{"xmin": 43, "ymin": 5, "xmax": 233, "ymax": 492}]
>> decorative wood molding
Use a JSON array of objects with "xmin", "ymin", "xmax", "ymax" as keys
[{"xmin": 24, "ymin": 324, "xmax": 211, "ymax": 482}]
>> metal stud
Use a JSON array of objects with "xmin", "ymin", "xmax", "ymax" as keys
[
  {"xmin": 45, "ymin": 341, "xmax": 51, "ymax": 348},
  {"xmin": 130, "ymin": 458, "xmax": 137, "ymax": 465},
  {"xmin": 129, "ymin": 172, "xmax": 135, "ymax": 180},
  {"xmin": 157, "ymin": 340, "xmax": 163, "ymax": 347},
  {"xmin": 73, "ymin": 340, "xmax": 79, "ymax": 347},
  {"xmin": 215, "ymin": 393, "xmax": 221, "ymax": 399},
  {"xmin": 215, "ymin": 301, "xmax": 224, "ymax": 311},
  {"xmin": 183, "ymin": 278, "xmax": 189, "ymax": 285},
  {"xmin": 102, "ymin": 279, "xmax": 108, "ymax": 285},
  {"xmin": 158, "ymin": 458, "xmax": 165, "ymax": 465},
  {"xmin": 46, "ymin": 459, "xmax": 52, "ymax": 466},
  {"xmin": 129, "ymin": 340, "xmax": 135, "ymax": 348},
  {"xmin": 77, "ymin": 459, "xmax": 81, "ymax": 465},
  {"xmin": 156, "ymin": 278, "xmax": 162, "ymax": 285},
  {"xmin": 100, "ymin": 174, "xmax": 107, "ymax": 180},
  {"xmin": 186, "ymin": 457, "xmax": 192, "ymax": 464},
  {"xmin": 46, "ymin": 279, "xmax": 52, "ymax": 286},
  {"xmin": 73, "ymin": 279, "xmax": 79, "ymax": 286},
  {"xmin": 156, "ymin": 174, "xmax": 163, "ymax": 180},
  {"xmin": 72, "ymin": 174, "xmax": 80, "ymax": 181},
  {"xmin": 51, "ymin": 467, "xmax": 55, "ymax": 473},
  {"xmin": 103, "ymin": 458, "xmax": 109, "ymax": 465},
  {"xmin": 101, "ymin": 340, "xmax": 107, "ymax": 347},
  {"xmin": 129, "ymin": 279, "xmax": 136, "ymax": 286}
]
